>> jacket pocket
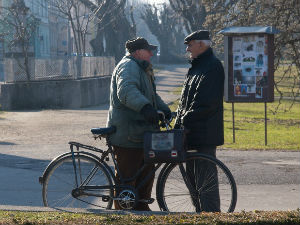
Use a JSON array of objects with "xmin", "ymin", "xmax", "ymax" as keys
[{"xmin": 128, "ymin": 120, "xmax": 148, "ymax": 143}]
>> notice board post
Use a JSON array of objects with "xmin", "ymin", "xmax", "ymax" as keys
[{"xmin": 219, "ymin": 26, "xmax": 279, "ymax": 145}]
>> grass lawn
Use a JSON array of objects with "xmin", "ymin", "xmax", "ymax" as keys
[
  {"xmin": 169, "ymin": 92, "xmax": 300, "ymax": 151},
  {"xmin": 223, "ymin": 100, "xmax": 300, "ymax": 150},
  {"xmin": 170, "ymin": 99, "xmax": 300, "ymax": 151},
  {"xmin": 224, "ymin": 64, "xmax": 300, "ymax": 150},
  {"xmin": 0, "ymin": 210, "xmax": 299, "ymax": 225}
]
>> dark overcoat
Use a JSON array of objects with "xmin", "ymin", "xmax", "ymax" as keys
[{"xmin": 175, "ymin": 48, "xmax": 225, "ymax": 148}]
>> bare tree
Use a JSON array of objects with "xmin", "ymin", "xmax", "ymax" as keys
[
  {"xmin": 0, "ymin": 0, "xmax": 39, "ymax": 81},
  {"xmin": 141, "ymin": 3, "xmax": 185, "ymax": 63},
  {"xmin": 47, "ymin": 0, "xmax": 102, "ymax": 55},
  {"xmin": 79, "ymin": 0, "xmax": 136, "ymax": 62},
  {"xmin": 47, "ymin": 0, "xmax": 137, "ymax": 63},
  {"xmin": 217, "ymin": 0, "xmax": 300, "ymax": 111},
  {"xmin": 169, "ymin": 0, "xmax": 300, "ymax": 111},
  {"xmin": 169, "ymin": 0, "xmax": 238, "ymax": 34},
  {"xmin": 169, "ymin": 0, "xmax": 206, "ymax": 33},
  {"xmin": 46, "ymin": 0, "xmax": 109, "ymax": 78}
]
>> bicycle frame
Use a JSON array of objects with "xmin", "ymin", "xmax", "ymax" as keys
[
  {"xmin": 63, "ymin": 111, "xmax": 195, "ymax": 202},
  {"xmin": 66, "ymin": 139, "xmax": 165, "ymax": 199},
  {"xmin": 66, "ymin": 141, "xmax": 202, "ymax": 208},
  {"xmin": 41, "ymin": 110, "xmax": 237, "ymax": 212}
]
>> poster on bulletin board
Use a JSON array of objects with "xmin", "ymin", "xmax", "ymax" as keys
[{"xmin": 220, "ymin": 27, "xmax": 278, "ymax": 103}]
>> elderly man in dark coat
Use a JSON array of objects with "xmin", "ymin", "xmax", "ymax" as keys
[{"xmin": 175, "ymin": 30, "xmax": 225, "ymax": 212}]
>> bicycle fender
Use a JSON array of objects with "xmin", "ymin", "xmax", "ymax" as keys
[
  {"xmin": 39, "ymin": 152, "xmax": 72, "ymax": 184},
  {"xmin": 39, "ymin": 151, "xmax": 114, "ymax": 185}
]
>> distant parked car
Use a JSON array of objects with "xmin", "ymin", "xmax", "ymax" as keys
[{"xmin": 71, "ymin": 53, "xmax": 93, "ymax": 57}]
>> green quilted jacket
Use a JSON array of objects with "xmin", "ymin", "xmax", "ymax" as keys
[{"xmin": 106, "ymin": 56, "xmax": 170, "ymax": 148}]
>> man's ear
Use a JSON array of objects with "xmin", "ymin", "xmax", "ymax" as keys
[
  {"xmin": 132, "ymin": 50, "xmax": 140, "ymax": 59},
  {"xmin": 198, "ymin": 41, "xmax": 203, "ymax": 48},
  {"xmin": 135, "ymin": 49, "xmax": 141, "ymax": 56}
]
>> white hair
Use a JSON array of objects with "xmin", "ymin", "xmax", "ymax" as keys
[
  {"xmin": 195, "ymin": 40, "xmax": 212, "ymax": 47},
  {"xmin": 125, "ymin": 50, "xmax": 131, "ymax": 56}
]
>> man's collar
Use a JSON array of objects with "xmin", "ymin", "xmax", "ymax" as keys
[
  {"xmin": 189, "ymin": 47, "xmax": 213, "ymax": 65},
  {"xmin": 126, "ymin": 55, "xmax": 151, "ymax": 71}
]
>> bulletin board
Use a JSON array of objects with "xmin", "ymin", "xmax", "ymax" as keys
[
  {"xmin": 219, "ymin": 26, "xmax": 279, "ymax": 145},
  {"xmin": 224, "ymin": 33, "xmax": 275, "ymax": 102}
]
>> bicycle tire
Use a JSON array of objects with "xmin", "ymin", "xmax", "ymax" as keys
[
  {"xmin": 156, "ymin": 153, "xmax": 237, "ymax": 213},
  {"xmin": 42, "ymin": 154, "xmax": 114, "ymax": 209}
]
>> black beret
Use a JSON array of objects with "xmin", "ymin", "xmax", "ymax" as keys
[
  {"xmin": 184, "ymin": 30, "xmax": 210, "ymax": 44},
  {"xmin": 125, "ymin": 37, "xmax": 157, "ymax": 53}
]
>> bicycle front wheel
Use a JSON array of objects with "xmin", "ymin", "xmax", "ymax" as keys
[
  {"xmin": 42, "ymin": 154, "xmax": 113, "ymax": 209},
  {"xmin": 156, "ymin": 153, "xmax": 237, "ymax": 213}
]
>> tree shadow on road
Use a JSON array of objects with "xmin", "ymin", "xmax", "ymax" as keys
[
  {"xmin": 0, "ymin": 153, "xmax": 50, "ymax": 171},
  {"xmin": 0, "ymin": 142, "xmax": 16, "ymax": 145}
]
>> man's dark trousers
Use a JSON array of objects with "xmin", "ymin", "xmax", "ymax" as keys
[
  {"xmin": 113, "ymin": 146, "xmax": 154, "ymax": 211},
  {"xmin": 186, "ymin": 146, "xmax": 220, "ymax": 212}
]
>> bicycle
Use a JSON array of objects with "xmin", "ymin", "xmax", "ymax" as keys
[{"xmin": 39, "ymin": 111, "xmax": 237, "ymax": 212}]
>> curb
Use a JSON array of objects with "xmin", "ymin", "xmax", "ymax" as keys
[{"xmin": 0, "ymin": 205, "xmax": 174, "ymax": 215}]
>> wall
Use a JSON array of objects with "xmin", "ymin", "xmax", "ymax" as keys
[
  {"xmin": 4, "ymin": 56, "xmax": 115, "ymax": 82},
  {"xmin": 0, "ymin": 76, "xmax": 111, "ymax": 110}
]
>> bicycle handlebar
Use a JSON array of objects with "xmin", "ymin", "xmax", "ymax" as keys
[
  {"xmin": 157, "ymin": 110, "xmax": 176, "ymax": 130},
  {"xmin": 91, "ymin": 111, "xmax": 176, "ymax": 139}
]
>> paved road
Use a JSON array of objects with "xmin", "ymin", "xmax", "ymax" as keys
[{"xmin": 0, "ymin": 64, "xmax": 299, "ymax": 213}]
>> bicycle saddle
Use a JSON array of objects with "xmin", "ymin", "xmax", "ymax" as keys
[{"xmin": 91, "ymin": 126, "xmax": 116, "ymax": 135}]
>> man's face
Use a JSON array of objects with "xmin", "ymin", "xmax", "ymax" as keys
[
  {"xmin": 186, "ymin": 40, "xmax": 203, "ymax": 59},
  {"xmin": 135, "ymin": 49, "xmax": 153, "ymax": 62}
]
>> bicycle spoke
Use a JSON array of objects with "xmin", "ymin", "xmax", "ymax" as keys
[
  {"xmin": 48, "ymin": 193, "xmax": 73, "ymax": 207},
  {"xmin": 157, "ymin": 154, "xmax": 237, "ymax": 213},
  {"xmin": 50, "ymin": 174, "xmax": 74, "ymax": 187},
  {"xmin": 43, "ymin": 155, "xmax": 113, "ymax": 209}
]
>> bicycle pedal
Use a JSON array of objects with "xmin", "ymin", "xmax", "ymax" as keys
[
  {"xmin": 139, "ymin": 198, "xmax": 155, "ymax": 204},
  {"xmin": 102, "ymin": 196, "xmax": 110, "ymax": 202}
]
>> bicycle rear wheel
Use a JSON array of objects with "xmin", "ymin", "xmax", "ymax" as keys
[
  {"xmin": 156, "ymin": 153, "xmax": 237, "ymax": 213},
  {"xmin": 42, "ymin": 154, "xmax": 113, "ymax": 209}
]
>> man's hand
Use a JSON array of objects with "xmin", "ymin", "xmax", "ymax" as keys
[
  {"xmin": 140, "ymin": 104, "xmax": 159, "ymax": 125},
  {"xmin": 163, "ymin": 109, "xmax": 172, "ymax": 121}
]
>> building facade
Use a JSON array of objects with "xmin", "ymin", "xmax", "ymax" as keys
[
  {"xmin": 25, "ymin": 0, "xmax": 50, "ymax": 58},
  {"xmin": 0, "ymin": 0, "xmax": 59, "ymax": 58},
  {"xmin": 48, "ymin": 0, "xmax": 70, "ymax": 57}
]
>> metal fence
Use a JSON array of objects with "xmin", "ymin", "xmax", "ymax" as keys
[
  {"xmin": 0, "ymin": 60, "xmax": 4, "ymax": 82},
  {"xmin": 2, "ymin": 56, "xmax": 115, "ymax": 83}
]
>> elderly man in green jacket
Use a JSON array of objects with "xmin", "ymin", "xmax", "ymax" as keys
[{"xmin": 106, "ymin": 37, "xmax": 171, "ymax": 211}]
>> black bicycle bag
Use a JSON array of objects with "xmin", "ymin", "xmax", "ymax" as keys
[{"xmin": 143, "ymin": 129, "xmax": 186, "ymax": 163}]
